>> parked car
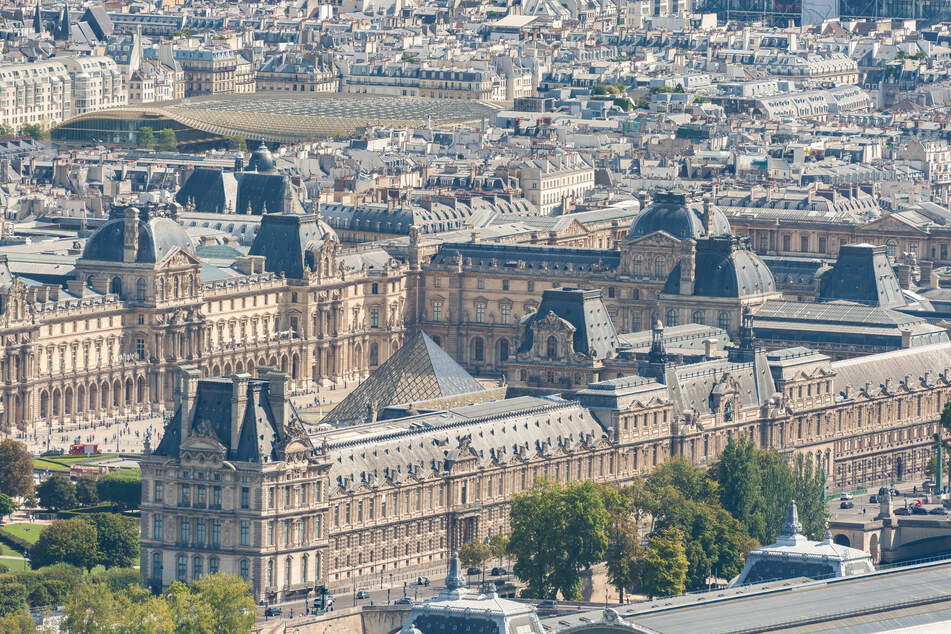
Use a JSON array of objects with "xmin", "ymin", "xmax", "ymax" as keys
[
  {"xmin": 928, "ymin": 506, "xmax": 947, "ymax": 515},
  {"xmin": 840, "ymin": 492, "xmax": 853, "ymax": 501},
  {"xmin": 911, "ymin": 505, "xmax": 929, "ymax": 515},
  {"xmin": 355, "ymin": 589, "xmax": 370, "ymax": 600},
  {"xmin": 491, "ymin": 567, "xmax": 507, "ymax": 576},
  {"xmin": 416, "ymin": 576, "xmax": 429, "ymax": 587},
  {"xmin": 839, "ymin": 500, "xmax": 854, "ymax": 509},
  {"xmin": 869, "ymin": 494, "xmax": 878, "ymax": 504},
  {"xmin": 467, "ymin": 567, "xmax": 481, "ymax": 576},
  {"xmin": 264, "ymin": 607, "xmax": 282, "ymax": 617},
  {"xmin": 895, "ymin": 507, "xmax": 912, "ymax": 515},
  {"xmin": 395, "ymin": 597, "xmax": 413, "ymax": 606}
]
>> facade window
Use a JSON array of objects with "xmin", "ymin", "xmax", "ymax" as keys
[
  {"xmin": 783, "ymin": 234, "xmax": 791, "ymax": 251},
  {"xmin": 718, "ymin": 312, "xmax": 730, "ymax": 331},
  {"xmin": 180, "ymin": 484, "xmax": 190, "ymax": 507},
  {"xmin": 154, "ymin": 482, "xmax": 163, "ymax": 503},
  {"xmin": 473, "ymin": 338, "xmax": 484, "ymax": 362},
  {"xmin": 177, "ymin": 555, "xmax": 187, "ymax": 581},
  {"xmin": 608, "ymin": 286, "xmax": 615, "ymax": 298},
  {"xmin": 477, "ymin": 278, "xmax": 485, "ymax": 289},
  {"xmin": 666, "ymin": 309, "xmax": 678, "ymax": 328},
  {"xmin": 208, "ymin": 557, "xmax": 219, "ymax": 574},
  {"xmin": 153, "ymin": 515, "xmax": 163, "ymax": 540},
  {"xmin": 818, "ymin": 236, "xmax": 827, "ymax": 253},
  {"xmin": 370, "ymin": 309, "xmax": 379, "ymax": 328},
  {"xmin": 499, "ymin": 339, "xmax": 510, "ymax": 362},
  {"xmin": 192, "ymin": 556, "xmax": 203, "ymax": 581},
  {"xmin": 212, "ymin": 487, "xmax": 221, "ymax": 508},
  {"xmin": 886, "ymin": 240, "xmax": 897, "ymax": 258},
  {"xmin": 196, "ymin": 519, "xmax": 206, "ymax": 547},
  {"xmin": 285, "ymin": 556, "xmax": 293, "ymax": 587},
  {"xmin": 370, "ymin": 343, "xmax": 379, "ymax": 367},
  {"xmin": 180, "ymin": 518, "xmax": 190, "ymax": 545},
  {"xmin": 502, "ymin": 279, "xmax": 509, "ymax": 291},
  {"xmin": 692, "ymin": 310, "xmax": 705, "ymax": 325},
  {"xmin": 212, "ymin": 520, "xmax": 220, "ymax": 548},
  {"xmin": 136, "ymin": 278, "xmax": 147, "ymax": 301},
  {"xmin": 501, "ymin": 304, "xmax": 511, "ymax": 324},
  {"xmin": 135, "ymin": 338, "xmax": 145, "ymax": 361},
  {"xmin": 432, "ymin": 302, "xmax": 442, "ymax": 321},
  {"xmin": 371, "ymin": 282, "xmax": 379, "ymax": 295},
  {"xmin": 546, "ymin": 336, "xmax": 558, "ymax": 360},
  {"xmin": 654, "ymin": 258, "xmax": 665, "ymax": 278},
  {"xmin": 475, "ymin": 304, "xmax": 485, "ymax": 323},
  {"xmin": 241, "ymin": 487, "xmax": 250, "ymax": 509},
  {"xmin": 240, "ymin": 521, "xmax": 250, "ymax": 547},
  {"xmin": 152, "ymin": 552, "xmax": 163, "ymax": 581},
  {"xmin": 240, "ymin": 560, "xmax": 249, "ymax": 581},
  {"xmin": 801, "ymin": 235, "xmax": 809, "ymax": 252},
  {"xmin": 527, "ymin": 281, "xmax": 534, "ymax": 292}
]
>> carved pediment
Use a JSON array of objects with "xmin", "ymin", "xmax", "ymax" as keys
[{"xmin": 159, "ymin": 246, "xmax": 201, "ymax": 269}]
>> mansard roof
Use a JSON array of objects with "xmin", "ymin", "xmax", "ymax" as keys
[
  {"xmin": 320, "ymin": 332, "xmax": 485, "ymax": 426},
  {"xmin": 629, "ymin": 191, "xmax": 731, "ymax": 241},
  {"xmin": 429, "ymin": 242, "xmax": 621, "ymax": 273},
  {"xmin": 518, "ymin": 288, "xmax": 620, "ymax": 360},
  {"xmin": 663, "ymin": 235, "xmax": 776, "ymax": 298},
  {"xmin": 818, "ymin": 243, "xmax": 906, "ymax": 308},
  {"xmin": 832, "ymin": 341, "xmax": 951, "ymax": 400},
  {"xmin": 81, "ymin": 206, "xmax": 194, "ymax": 265},
  {"xmin": 248, "ymin": 213, "xmax": 336, "ymax": 279}
]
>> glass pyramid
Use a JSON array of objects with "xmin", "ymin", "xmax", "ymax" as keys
[{"xmin": 321, "ymin": 331, "xmax": 485, "ymax": 425}]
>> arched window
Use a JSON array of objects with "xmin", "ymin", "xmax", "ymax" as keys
[
  {"xmin": 152, "ymin": 552, "xmax": 163, "ymax": 581},
  {"xmin": 369, "ymin": 342, "xmax": 379, "ymax": 367},
  {"xmin": 666, "ymin": 309, "xmax": 678, "ymax": 328},
  {"xmin": 473, "ymin": 338, "xmax": 484, "ymax": 362},
  {"xmin": 267, "ymin": 560, "xmax": 274, "ymax": 587},
  {"xmin": 718, "ymin": 312, "xmax": 730, "ymax": 331},
  {"xmin": 208, "ymin": 557, "xmax": 219, "ymax": 574},
  {"xmin": 885, "ymin": 239, "xmax": 897, "ymax": 258},
  {"xmin": 285, "ymin": 556, "xmax": 293, "ymax": 587},
  {"xmin": 546, "ymin": 336, "xmax": 558, "ymax": 360},
  {"xmin": 192, "ymin": 555, "xmax": 203, "ymax": 581},
  {"xmin": 136, "ymin": 278, "xmax": 146, "ymax": 301},
  {"xmin": 110, "ymin": 276, "xmax": 122, "ymax": 296},
  {"xmin": 301, "ymin": 554, "xmax": 309, "ymax": 582},
  {"xmin": 498, "ymin": 339, "xmax": 509, "ymax": 362},
  {"xmin": 654, "ymin": 258, "xmax": 665, "ymax": 279},
  {"xmin": 692, "ymin": 310, "xmax": 705, "ymax": 325},
  {"xmin": 86, "ymin": 275, "xmax": 95, "ymax": 289}
]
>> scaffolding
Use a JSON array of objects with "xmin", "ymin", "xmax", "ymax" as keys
[{"xmin": 695, "ymin": 0, "xmax": 951, "ymax": 25}]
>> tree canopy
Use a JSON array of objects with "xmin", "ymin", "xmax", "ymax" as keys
[
  {"xmin": 0, "ymin": 440, "xmax": 34, "ymax": 498},
  {"xmin": 135, "ymin": 126, "xmax": 155, "ymax": 148},
  {"xmin": 96, "ymin": 471, "xmax": 141, "ymax": 510},
  {"xmin": 30, "ymin": 519, "xmax": 99, "ymax": 570},
  {"xmin": 458, "ymin": 540, "xmax": 491, "ymax": 572},
  {"xmin": 37, "ymin": 475, "xmax": 77, "ymax": 512},
  {"xmin": 155, "ymin": 128, "xmax": 178, "ymax": 151},
  {"xmin": 642, "ymin": 528, "xmax": 688, "ymax": 598},
  {"xmin": 508, "ymin": 479, "xmax": 609, "ymax": 599},
  {"xmin": 87, "ymin": 513, "xmax": 139, "ymax": 569}
]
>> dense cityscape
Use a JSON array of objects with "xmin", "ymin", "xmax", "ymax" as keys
[{"xmin": 1, "ymin": 0, "xmax": 951, "ymax": 632}]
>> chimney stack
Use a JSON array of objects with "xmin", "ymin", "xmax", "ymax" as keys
[
  {"xmin": 703, "ymin": 197, "xmax": 715, "ymax": 236},
  {"xmin": 896, "ymin": 262, "xmax": 912, "ymax": 290},
  {"xmin": 920, "ymin": 260, "xmax": 936, "ymax": 289},
  {"xmin": 230, "ymin": 373, "xmax": 250, "ymax": 451},
  {"xmin": 266, "ymin": 370, "xmax": 289, "ymax": 431},
  {"xmin": 123, "ymin": 207, "xmax": 139, "ymax": 263},
  {"xmin": 178, "ymin": 366, "xmax": 201, "ymax": 443}
]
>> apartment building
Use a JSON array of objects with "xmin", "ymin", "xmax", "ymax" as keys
[
  {"xmin": 517, "ymin": 153, "xmax": 595, "ymax": 215},
  {"xmin": 344, "ymin": 63, "xmax": 505, "ymax": 100},
  {"xmin": 175, "ymin": 48, "xmax": 239, "ymax": 97}
]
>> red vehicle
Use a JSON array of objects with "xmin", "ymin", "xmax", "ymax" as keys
[{"xmin": 69, "ymin": 443, "xmax": 100, "ymax": 455}]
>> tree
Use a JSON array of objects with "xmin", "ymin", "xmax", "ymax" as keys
[
  {"xmin": 713, "ymin": 438, "xmax": 767, "ymax": 544},
  {"xmin": 0, "ymin": 578, "xmax": 27, "ymax": 616},
  {"xmin": 75, "ymin": 477, "xmax": 99, "ymax": 507},
  {"xmin": 0, "ymin": 493, "xmax": 18, "ymax": 522},
  {"xmin": 488, "ymin": 533, "xmax": 509, "ymax": 568},
  {"xmin": 508, "ymin": 479, "xmax": 609, "ymax": 600},
  {"xmin": 87, "ymin": 513, "xmax": 139, "ymax": 568},
  {"xmin": 229, "ymin": 135, "xmax": 247, "ymax": 152},
  {"xmin": 37, "ymin": 475, "xmax": 77, "ymax": 512},
  {"xmin": 791, "ymin": 453, "xmax": 827, "ymax": 540},
  {"xmin": 0, "ymin": 611, "xmax": 34, "ymax": 633},
  {"xmin": 30, "ymin": 518, "xmax": 99, "ymax": 570},
  {"xmin": 166, "ymin": 581, "xmax": 215, "ymax": 633},
  {"xmin": 96, "ymin": 471, "xmax": 141, "ymax": 510},
  {"xmin": 458, "ymin": 540, "xmax": 491, "ymax": 574},
  {"xmin": 64, "ymin": 579, "xmax": 123, "ymax": 633},
  {"xmin": 190, "ymin": 573, "xmax": 256, "ymax": 634},
  {"xmin": 156, "ymin": 128, "xmax": 177, "ymax": 151},
  {"xmin": 605, "ymin": 514, "xmax": 643, "ymax": 603},
  {"xmin": 0, "ymin": 439, "xmax": 34, "ymax": 499},
  {"xmin": 19, "ymin": 124, "xmax": 47, "ymax": 140},
  {"xmin": 135, "ymin": 126, "xmax": 155, "ymax": 148},
  {"xmin": 646, "ymin": 458, "xmax": 717, "ymax": 505},
  {"xmin": 642, "ymin": 528, "xmax": 688, "ymax": 598},
  {"xmin": 115, "ymin": 584, "xmax": 174, "ymax": 634}
]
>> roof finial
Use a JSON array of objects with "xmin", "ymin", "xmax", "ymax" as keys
[{"xmin": 781, "ymin": 500, "xmax": 803, "ymax": 537}]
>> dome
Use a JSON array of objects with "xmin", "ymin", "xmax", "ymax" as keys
[
  {"xmin": 246, "ymin": 141, "xmax": 275, "ymax": 172},
  {"xmin": 82, "ymin": 209, "xmax": 195, "ymax": 264},
  {"xmin": 664, "ymin": 236, "xmax": 776, "ymax": 298},
  {"xmin": 628, "ymin": 191, "xmax": 731, "ymax": 240}
]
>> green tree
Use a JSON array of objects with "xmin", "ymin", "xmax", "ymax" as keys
[
  {"xmin": 116, "ymin": 584, "xmax": 174, "ymax": 634},
  {"xmin": 458, "ymin": 540, "xmax": 492, "ymax": 575},
  {"xmin": 87, "ymin": 513, "xmax": 139, "ymax": 568},
  {"xmin": 646, "ymin": 458, "xmax": 717, "ymax": 505},
  {"xmin": 642, "ymin": 528, "xmax": 688, "ymax": 598},
  {"xmin": 0, "ymin": 610, "xmax": 34, "ymax": 633},
  {"xmin": 91, "ymin": 567, "xmax": 142, "ymax": 593},
  {"xmin": 96, "ymin": 471, "xmax": 141, "ymax": 510},
  {"xmin": 713, "ymin": 437, "xmax": 767, "ymax": 543},
  {"xmin": 488, "ymin": 533, "xmax": 509, "ymax": 568},
  {"xmin": 30, "ymin": 518, "xmax": 99, "ymax": 570},
  {"xmin": 605, "ymin": 514, "xmax": 643, "ymax": 603},
  {"xmin": 37, "ymin": 475, "xmax": 77, "ymax": 512},
  {"xmin": 135, "ymin": 126, "xmax": 155, "ymax": 148},
  {"xmin": 791, "ymin": 453, "xmax": 827, "ymax": 540},
  {"xmin": 0, "ymin": 439, "xmax": 34, "ymax": 499},
  {"xmin": 156, "ymin": 128, "xmax": 177, "ymax": 151},
  {"xmin": 63, "ymin": 579, "xmax": 122, "ymax": 633},
  {"xmin": 0, "ymin": 493, "xmax": 18, "ymax": 522},
  {"xmin": 0, "ymin": 578, "xmax": 27, "ymax": 616},
  {"xmin": 190, "ymin": 573, "xmax": 256, "ymax": 634},
  {"xmin": 0, "ymin": 124, "xmax": 14, "ymax": 136},
  {"xmin": 75, "ymin": 477, "xmax": 99, "ymax": 507},
  {"xmin": 508, "ymin": 479, "xmax": 609, "ymax": 600},
  {"xmin": 229, "ymin": 135, "xmax": 247, "ymax": 151},
  {"xmin": 19, "ymin": 124, "xmax": 47, "ymax": 140},
  {"xmin": 167, "ymin": 581, "xmax": 215, "ymax": 633}
]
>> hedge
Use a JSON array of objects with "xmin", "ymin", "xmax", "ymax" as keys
[{"xmin": 56, "ymin": 503, "xmax": 122, "ymax": 519}]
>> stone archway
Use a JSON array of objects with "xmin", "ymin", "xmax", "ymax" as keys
[
  {"xmin": 833, "ymin": 534, "xmax": 851, "ymax": 548},
  {"xmin": 869, "ymin": 533, "xmax": 879, "ymax": 562}
]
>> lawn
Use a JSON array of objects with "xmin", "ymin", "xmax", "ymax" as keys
[
  {"xmin": 0, "ymin": 542, "xmax": 23, "ymax": 557},
  {"xmin": 0, "ymin": 523, "xmax": 45, "ymax": 546},
  {"xmin": 32, "ymin": 458, "xmax": 70, "ymax": 472},
  {"xmin": 0, "ymin": 557, "xmax": 30, "ymax": 572}
]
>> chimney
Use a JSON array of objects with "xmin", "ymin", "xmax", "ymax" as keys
[
  {"xmin": 920, "ymin": 260, "xmax": 936, "ymax": 288},
  {"xmin": 703, "ymin": 197, "xmax": 715, "ymax": 236},
  {"xmin": 266, "ymin": 370, "xmax": 288, "ymax": 431},
  {"xmin": 178, "ymin": 366, "xmax": 201, "ymax": 443},
  {"xmin": 901, "ymin": 329, "xmax": 912, "ymax": 348},
  {"xmin": 896, "ymin": 262, "xmax": 912, "ymax": 290},
  {"xmin": 230, "ymin": 373, "xmax": 250, "ymax": 451},
  {"xmin": 703, "ymin": 338, "xmax": 716, "ymax": 358},
  {"xmin": 123, "ymin": 207, "xmax": 139, "ymax": 263}
]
